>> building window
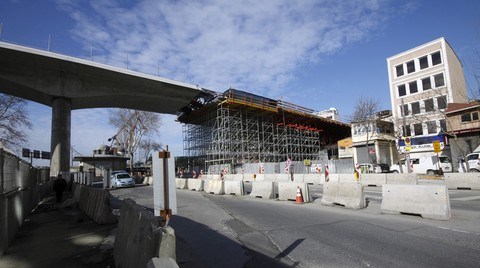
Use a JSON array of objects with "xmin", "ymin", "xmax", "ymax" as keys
[
  {"xmin": 426, "ymin": 121, "xmax": 437, "ymax": 134},
  {"xmin": 434, "ymin": 73, "xmax": 445, "ymax": 87},
  {"xmin": 422, "ymin": 77, "xmax": 431, "ymax": 90},
  {"xmin": 411, "ymin": 102, "xmax": 420, "ymax": 114},
  {"xmin": 461, "ymin": 113, "xmax": 472, "ymax": 122},
  {"xmin": 473, "ymin": 112, "xmax": 479, "ymax": 121},
  {"xmin": 413, "ymin": 123, "xmax": 423, "ymax": 136},
  {"xmin": 419, "ymin": 56, "xmax": 428, "ymax": 69},
  {"xmin": 424, "ymin": 99, "xmax": 434, "ymax": 112},
  {"xmin": 461, "ymin": 111, "xmax": 480, "ymax": 122},
  {"xmin": 403, "ymin": 125, "xmax": 411, "ymax": 137},
  {"xmin": 395, "ymin": 64, "xmax": 404, "ymax": 77},
  {"xmin": 401, "ymin": 104, "xmax": 409, "ymax": 116},
  {"xmin": 398, "ymin": 84, "xmax": 406, "ymax": 97},
  {"xmin": 439, "ymin": 119, "xmax": 446, "ymax": 133},
  {"xmin": 437, "ymin": 96, "xmax": 447, "ymax": 109},
  {"xmin": 409, "ymin": 81, "xmax": 418, "ymax": 94},
  {"xmin": 431, "ymin": 51, "xmax": 442, "ymax": 66},
  {"xmin": 407, "ymin": 60, "xmax": 415, "ymax": 74}
]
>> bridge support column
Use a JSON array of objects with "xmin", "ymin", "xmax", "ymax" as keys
[{"xmin": 50, "ymin": 98, "xmax": 71, "ymax": 177}]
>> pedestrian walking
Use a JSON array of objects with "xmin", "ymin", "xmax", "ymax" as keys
[{"xmin": 53, "ymin": 174, "xmax": 67, "ymax": 203}]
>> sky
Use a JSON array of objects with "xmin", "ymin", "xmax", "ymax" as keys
[{"xmin": 0, "ymin": 0, "xmax": 479, "ymax": 166}]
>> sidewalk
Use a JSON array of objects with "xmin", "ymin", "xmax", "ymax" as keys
[{"xmin": 0, "ymin": 191, "xmax": 117, "ymax": 268}]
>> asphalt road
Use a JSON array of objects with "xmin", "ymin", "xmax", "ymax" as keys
[{"xmin": 109, "ymin": 184, "xmax": 480, "ymax": 267}]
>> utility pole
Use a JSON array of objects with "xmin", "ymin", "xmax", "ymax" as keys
[
  {"xmin": 0, "ymin": 22, "xmax": 3, "ymax": 39},
  {"xmin": 401, "ymin": 98, "xmax": 411, "ymax": 173}
]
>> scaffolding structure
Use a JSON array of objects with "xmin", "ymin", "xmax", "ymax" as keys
[{"xmin": 179, "ymin": 89, "xmax": 351, "ymax": 171}]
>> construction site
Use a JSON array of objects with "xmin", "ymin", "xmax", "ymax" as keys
[{"xmin": 177, "ymin": 89, "xmax": 351, "ymax": 174}]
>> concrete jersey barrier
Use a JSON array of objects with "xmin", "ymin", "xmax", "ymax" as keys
[
  {"xmin": 175, "ymin": 178, "xmax": 188, "ymax": 189},
  {"xmin": 204, "ymin": 180, "xmax": 224, "ymax": 195},
  {"xmin": 275, "ymin": 174, "xmax": 291, "ymax": 182},
  {"xmin": 386, "ymin": 173, "xmax": 418, "ymax": 184},
  {"xmin": 187, "ymin": 179, "xmax": 204, "ymax": 191},
  {"xmin": 114, "ymin": 198, "xmax": 177, "ymax": 268},
  {"xmin": 444, "ymin": 173, "xmax": 480, "ymax": 190},
  {"xmin": 360, "ymin": 173, "xmax": 387, "ymax": 187},
  {"xmin": 233, "ymin": 174, "xmax": 244, "ymax": 181},
  {"xmin": 381, "ymin": 184, "xmax": 450, "ymax": 220},
  {"xmin": 244, "ymin": 173, "xmax": 263, "ymax": 182},
  {"xmin": 325, "ymin": 174, "xmax": 339, "ymax": 183},
  {"xmin": 303, "ymin": 174, "xmax": 321, "ymax": 184},
  {"xmin": 277, "ymin": 182, "xmax": 311, "ymax": 202},
  {"xmin": 264, "ymin": 174, "xmax": 276, "ymax": 181},
  {"xmin": 337, "ymin": 173, "xmax": 358, "ymax": 183},
  {"xmin": 249, "ymin": 181, "xmax": 276, "ymax": 199},
  {"xmin": 224, "ymin": 181, "xmax": 244, "ymax": 195},
  {"xmin": 320, "ymin": 181, "xmax": 366, "ymax": 209},
  {"xmin": 223, "ymin": 174, "xmax": 235, "ymax": 181},
  {"xmin": 77, "ymin": 184, "xmax": 116, "ymax": 224}
]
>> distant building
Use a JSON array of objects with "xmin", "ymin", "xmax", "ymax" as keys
[
  {"xmin": 350, "ymin": 111, "xmax": 396, "ymax": 165},
  {"xmin": 445, "ymin": 101, "xmax": 480, "ymax": 171},
  {"xmin": 73, "ymin": 145, "xmax": 129, "ymax": 177},
  {"xmin": 386, "ymin": 37, "xmax": 467, "ymax": 160},
  {"xmin": 314, "ymin": 107, "xmax": 339, "ymax": 121}
]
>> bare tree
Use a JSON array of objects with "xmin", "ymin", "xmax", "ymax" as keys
[
  {"xmin": 109, "ymin": 109, "xmax": 162, "ymax": 172},
  {"xmin": 351, "ymin": 97, "xmax": 380, "ymax": 164},
  {"xmin": 0, "ymin": 94, "xmax": 32, "ymax": 151},
  {"xmin": 139, "ymin": 138, "xmax": 163, "ymax": 165}
]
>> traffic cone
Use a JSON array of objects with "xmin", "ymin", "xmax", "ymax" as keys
[{"xmin": 295, "ymin": 186, "xmax": 304, "ymax": 204}]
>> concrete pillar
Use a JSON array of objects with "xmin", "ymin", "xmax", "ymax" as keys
[{"xmin": 50, "ymin": 98, "xmax": 71, "ymax": 177}]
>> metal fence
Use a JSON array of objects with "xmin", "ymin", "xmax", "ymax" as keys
[
  {"xmin": 203, "ymin": 158, "xmax": 355, "ymax": 175},
  {"xmin": 0, "ymin": 148, "xmax": 51, "ymax": 256}
]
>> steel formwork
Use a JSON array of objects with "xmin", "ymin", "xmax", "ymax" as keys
[{"xmin": 179, "ymin": 89, "xmax": 351, "ymax": 171}]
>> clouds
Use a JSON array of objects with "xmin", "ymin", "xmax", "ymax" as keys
[
  {"xmin": 47, "ymin": 0, "xmax": 398, "ymax": 155},
  {"xmin": 57, "ymin": 0, "xmax": 393, "ymax": 99}
]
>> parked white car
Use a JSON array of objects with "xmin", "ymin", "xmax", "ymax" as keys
[
  {"xmin": 110, "ymin": 172, "xmax": 135, "ymax": 188},
  {"xmin": 390, "ymin": 155, "xmax": 452, "ymax": 175},
  {"xmin": 465, "ymin": 152, "xmax": 480, "ymax": 172}
]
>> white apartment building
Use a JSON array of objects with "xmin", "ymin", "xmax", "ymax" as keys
[
  {"xmin": 314, "ymin": 107, "xmax": 339, "ymax": 121},
  {"xmin": 387, "ymin": 37, "xmax": 467, "ymax": 159}
]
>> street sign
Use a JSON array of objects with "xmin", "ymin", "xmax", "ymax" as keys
[
  {"xmin": 405, "ymin": 137, "xmax": 411, "ymax": 151},
  {"xmin": 153, "ymin": 149, "xmax": 177, "ymax": 219},
  {"xmin": 433, "ymin": 140, "xmax": 442, "ymax": 153}
]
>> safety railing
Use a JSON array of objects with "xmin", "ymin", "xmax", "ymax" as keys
[{"xmin": 0, "ymin": 148, "xmax": 51, "ymax": 256}]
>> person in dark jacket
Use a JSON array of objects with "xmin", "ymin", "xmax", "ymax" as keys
[{"xmin": 53, "ymin": 174, "xmax": 67, "ymax": 203}]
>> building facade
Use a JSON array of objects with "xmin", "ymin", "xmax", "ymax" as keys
[
  {"xmin": 351, "ymin": 112, "xmax": 396, "ymax": 166},
  {"xmin": 445, "ymin": 101, "xmax": 480, "ymax": 171},
  {"xmin": 387, "ymin": 37, "xmax": 467, "ymax": 161},
  {"xmin": 314, "ymin": 107, "xmax": 339, "ymax": 121}
]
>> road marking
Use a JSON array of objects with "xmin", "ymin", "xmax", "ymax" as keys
[
  {"xmin": 437, "ymin": 226, "xmax": 480, "ymax": 235},
  {"xmin": 450, "ymin": 196, "xmax": 480, "ymax": 201}
]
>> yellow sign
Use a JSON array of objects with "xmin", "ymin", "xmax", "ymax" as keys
[
  {"xmin": 404, "ymin": 137, "xmax": 411, "ymax": 151},
  {"xmin": 433, "ymin": 140, "xmax": 442, "ymax": 153},
  {"xmin": 304, "ymin": 159, "xmax": 311, "ymax": 166}
]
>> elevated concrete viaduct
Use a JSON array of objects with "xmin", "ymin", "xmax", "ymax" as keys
[{"xmin": 0, "ymin": 41, "xmax": 202, "ymax": 176}]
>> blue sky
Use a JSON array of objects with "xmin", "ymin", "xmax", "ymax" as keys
[{"xmin": 1, "ymin": 0, "xmax": 479, "ymax": 166}]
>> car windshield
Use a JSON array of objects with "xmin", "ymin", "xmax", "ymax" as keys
[
  {"xmin": 467, "ymin": 154, "xmax": 479, "ymax": 161},
  {"xmin": 439, "ymin": 157, "xmax": 450, "ymax": 163},
  {"xmin": 399, "ymin": 159, "xmax": 419, "ymax": 165},
  {"xmin": 117, "ymin": 173, "xmax": 131, "ymax": 179}
]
